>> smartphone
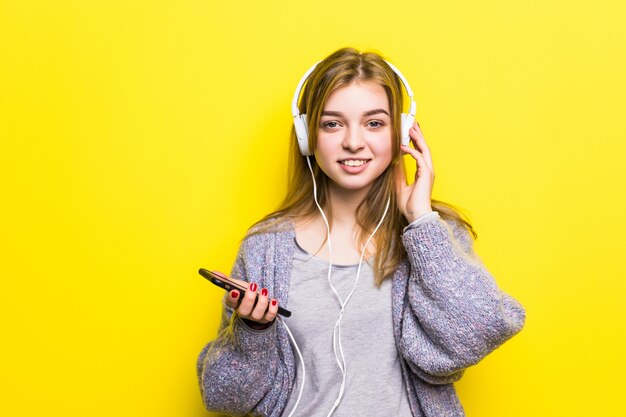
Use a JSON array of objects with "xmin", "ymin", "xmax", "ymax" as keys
[{"xmin": 198, "ymin": 268, "xmax": 292, "ymax": 317}]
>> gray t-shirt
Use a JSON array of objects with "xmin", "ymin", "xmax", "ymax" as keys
[{"xmin": 282, "ymin": 238, "xmax": 412, "ymax": 416}]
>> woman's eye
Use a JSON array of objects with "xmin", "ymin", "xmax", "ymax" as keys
[
  {"xmin": 322, "ymin": 121, "xmax": 339, "ymax": 129},
  {"xmin": 367, "ymin": 120, "xmax": 384, "ymax": 128}
]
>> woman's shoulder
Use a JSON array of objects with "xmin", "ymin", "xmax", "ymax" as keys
[
  {"xmin": 234, "ymin": 216, "xmax": 297, "ymax": 270},
  {"xmin": 243, "ymin": 216, "xmax": 295, "ymax": 243}
]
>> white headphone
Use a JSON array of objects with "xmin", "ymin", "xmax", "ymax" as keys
[{"xmin": 291, "ymin": 59, "xmax": 417, "ymax": 156}]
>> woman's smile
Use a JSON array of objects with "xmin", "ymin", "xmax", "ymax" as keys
[
  {"xmin": 338, "ymin": 159, "xmax": 371, "ymax": 174},
  {"xmin": 338, "ymin": 159, "xmax": 370, "ymax": 167}
]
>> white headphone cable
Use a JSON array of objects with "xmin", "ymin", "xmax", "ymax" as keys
[
  {"xmin": 327, "ymin": 196, "xmax": 390, "ymax": 416},
  {"xmin": 281, "ymin": 156, "xmax": 335, "ymax": 417},
  {"xmin": 293, "ymin": 155, "xmax": 391, "ymax": 417},
  {"xmin": 305, "ymin": 157, "xmax": 341, "ymax": 325},
  {"xmin": 280, "ymin": 315, "xmax": 306, "ymax": 417}
]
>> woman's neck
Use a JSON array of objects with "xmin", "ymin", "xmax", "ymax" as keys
[
  {"xmin": 326, "ymin": 182, "xmax": 370, "ymax": 227},
  {"xmin": 292, "ymin": 183, "xmax": 372, "ymax": 265}
]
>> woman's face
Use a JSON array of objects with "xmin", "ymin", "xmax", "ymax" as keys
[{"xmin": 314, "ymin": 80, "xmax": 393, "ymax": 195}]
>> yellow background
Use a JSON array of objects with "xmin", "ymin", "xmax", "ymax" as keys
[{"xmin": 1, "ymin": 1, "xmax": 624, "ymax": 416}]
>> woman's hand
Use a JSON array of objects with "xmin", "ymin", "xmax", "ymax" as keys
[
  {"xmin": 396, "ymin": 122, "xmax": 435, "ymax": 222},
  {"xmin": 214, "ymin": 271, "xmax": 279, "ymax": 327}
]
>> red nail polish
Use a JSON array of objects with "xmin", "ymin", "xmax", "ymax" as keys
[
  {"xmin": 249, "ymin": 282, "xmax": 257, "ymax": 292},
  {"xmin": 231, "ymin": 290, "xmax": 239, "ymax": 298},
  {"xmin": 261, "ymin": 288, "xmax": 268, "ymax": 297},
  {"xmin": 271, "ymin": 299, "xmax": 277, "ymax": 306}
]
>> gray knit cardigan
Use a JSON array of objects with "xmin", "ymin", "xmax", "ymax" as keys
[{"xmin": 197, "ymin": 214, "xmax": 526, "ymax": 417}]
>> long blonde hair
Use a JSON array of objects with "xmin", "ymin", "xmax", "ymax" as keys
[{"xmin": 251, "ymin": 47, "xmax": 476, "ymax": 285}]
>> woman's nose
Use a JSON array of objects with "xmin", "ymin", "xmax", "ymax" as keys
[{"xmin": 342, "ymin": 127, "xmax": 365, "ymax": 151}]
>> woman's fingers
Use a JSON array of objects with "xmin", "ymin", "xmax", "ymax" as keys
[
  {"xmin": 249, "ymin": 288, "xmax": 279, "ymax": 324},
  {"xmin": 224, "ymin": 289, "xmax": 241, "ymax": 309},
  {"xmin": 214, "ymin": 271, "xmax": 278, "ymax": 324},
  {"xmin": 250, "ymin": 288, "xmax": 270, "ymax": 321},
  {"xmin": 395, "ymin": 122, "xmax": 436, "ymax": 222},
  {"xmin": 401, "ymin": 144, "xmax": 430, "ymax": 177},
  {"xmin": 400, "ymin": 143, "xmax": 421, "ymax": 161},
  {"xmin": 264, "ymin": 298, "xmax": 279, "ymax": 323},
  {"xmin": 410, "ymin": 123, "xmax": 434, "ymax": 174},
  {"xmin": 402, "ymin": 125, "xmax": 434, "ymax": 178},
  {"xmin": 237, "ymin": 282, "xmax": 258, "ymax": 317},
  {"xmin": 222, "ymin": 278, "xmax": 278, "ymax": 324}
]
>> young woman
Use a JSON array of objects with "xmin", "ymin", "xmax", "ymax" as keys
[{"xmin": 197, "ymin": 47, "xmax": 526, "ymax": 417}]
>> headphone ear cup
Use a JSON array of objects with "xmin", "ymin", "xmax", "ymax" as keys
[
  {"xmin": 401, "ymin": 113, "xmax": 414, "ymax": 147},
  {"xmin": 294, "ymin": 114, "xmax": 311, "ymax": 156}
]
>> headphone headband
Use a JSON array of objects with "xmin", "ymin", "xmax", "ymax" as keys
[{"xmin": 292, "ymin": 58, "xmax": 417, "ymax": 156}]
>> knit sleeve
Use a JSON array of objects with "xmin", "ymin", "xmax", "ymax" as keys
[
  {"xmin": 397, "ymin": 215, "xmax": 526, "ymax": 384},
  {"xmin": 196, "ymin": 237, "xmax": 290, "ymax": 416}
]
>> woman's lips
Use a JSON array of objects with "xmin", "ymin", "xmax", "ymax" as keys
[{"xmin": 338, "ymin": 159, "xmax": 370, "ymax": 174}]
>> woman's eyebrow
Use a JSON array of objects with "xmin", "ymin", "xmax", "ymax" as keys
[
  {"xmin": 363, "ymin": 109, "xmax": 389, "ymax": 117},
  {"xmin": 321, "ymin": 109, "xmax": 390, "ymax": 117}
]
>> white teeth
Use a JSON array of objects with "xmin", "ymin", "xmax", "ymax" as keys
[{"xmin": 341, "ymin": 160, "xmax": 367, "ymax": 167}]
